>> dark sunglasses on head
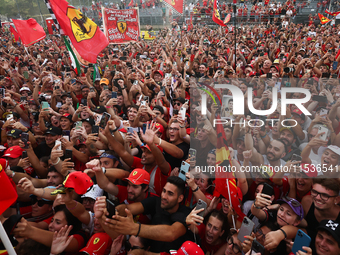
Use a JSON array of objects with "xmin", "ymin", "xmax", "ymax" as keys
[{"xmin": 31, "ymin": 197, "xmax": 53, "ymax": 207}]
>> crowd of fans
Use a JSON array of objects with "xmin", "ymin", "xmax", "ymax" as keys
[{"xmin": 1, "ymin": 5, "xmax": 340, "ymax": 254}]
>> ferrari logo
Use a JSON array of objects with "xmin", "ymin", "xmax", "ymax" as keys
[
  {"xmin": 93, "ymin": 237, "xmax": 100, "ymax": 244},
  {"xmin": 117, "ymin": 20, "xmax": 127, "ymax": 34},
  {"xmin": 133, "ymin": 171, "xmax": 137, "ymax": 176},
  {"xmin": 67, "ymin": 7, "xmax": 97, "ymax": 43}
]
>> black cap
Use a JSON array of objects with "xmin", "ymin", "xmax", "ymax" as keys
[
  {"xmin": 45, "ymin": 127, "xmax": 62, "ymax": 136},
  {"xmin": 93, "ymin": 106, "xmax": 107, "ymax": 114},
  {"xmin": 317, "ymin": 220, "xmax": 340, "ymax": 247},
  {"xmin": 7, "ymin": 129, "xmax": 23, "ymax": 139},
  {"xmin": 174, "ymin": 97, "xmax": 185, "ymax": 104},
  {"xmin": 82, "ymin": 118, "xmax": 95, "ymax": 126}
]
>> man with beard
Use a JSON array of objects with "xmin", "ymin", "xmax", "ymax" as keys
[
  {"xmin": 245, "ymin": 127, "xmax": 287, "ymax": 168},
  {"xmin": 95, "ymin": 176, "xmax": 195, "ymax": 253},
  {"xmin": 279, "ymin": 127, "xmax": 301, "ymax": 161},
  {"xmin": 34, "ymin": 127, "xmax": 62, "ymax": 159},
  {"xmin": 94, "ymin": 168, "xmax": 157, "ymax": 224},
  {"xmin": 302, "ymin": 178, "xmax": 340, "ymax": 254}
]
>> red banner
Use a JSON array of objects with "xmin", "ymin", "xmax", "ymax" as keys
[
  {"xmin": 12, "ymin": 18, "xmax": 46, "ymax": 46},
  {"xmin": 103, "ymin": 8, "xmax": 140, "ymax": 44},
  {"xmin": 162, "ymin": 0, "xmax": 184, "ymax": 15}
]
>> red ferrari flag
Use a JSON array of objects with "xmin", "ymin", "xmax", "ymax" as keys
[
  {"xmin": 47, "ymin": 0, "xmax": 109, "ymax": 63},
  {"xmin": 12, "ymin": 19, "xmax": 46, "ymax": 46},
  {"xmin": 0, "ymin": 159, "xmax": 17, "ymax": 215},
  {"xmin": 318, "ymin": 13, "xmax": 331, "ymax": 24},
  {"xmin": 214, "ymin": 115, "xmax": 245, "ymax": 222},
  {"xmin": 325, "ymin": 9, "xmax": 340, "ymax": 16},
  {"xmin": 213, "ymin": 0, "xmax": 226, "ymax": 26},
  {"xmin": 9, "ymin": 25, "xmax": 20, "ymax": 42},
  {"xmin": 224, "ymin": 13, "xmax": 231, "ymax": 24}
]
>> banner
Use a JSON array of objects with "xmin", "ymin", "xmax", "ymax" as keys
[
  {"xmin": 162, "ymin": 0, "xmax": 184, "ymax": 15},
  {"xmin": 12, "ymin": 18, "xmax": 46, "ymax": 46},
  {"xmin": 47, "ymin": 0, "xmax": 109, "ymax": 63},
  {"xmin": 102, "ymin": 8, "xmax": 140, "ymax": 44},
  {"xmin": 212, "ymin": 0, "xmax": 226, "ymax": 26}
]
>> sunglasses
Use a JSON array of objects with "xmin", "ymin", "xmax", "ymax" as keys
[
  {"xmin": 125, "ymin": 241, "xmax": 142, "ymax": 251},
  {"xmin": 31, "ymin": 197, "xmax": 53, "ymax": 207},
  {"xmin": 174, "ymin": 102, "xmax": 181, "ymax": 106}
]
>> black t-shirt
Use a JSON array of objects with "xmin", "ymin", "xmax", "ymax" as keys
[
  {"xmin": 164, "ymin": 142, "xmax": 190, "ymax": 169},
  {"xmin": 34, "ymin": 141, "xmax": 53, "ymax": 159},
  {"xmin": 190, "ymin": 138, "xmax": 215, "ymax": 167},
  {"xmin": 141, "ymin": 196, "xmax": 195, "ymax": 253}
]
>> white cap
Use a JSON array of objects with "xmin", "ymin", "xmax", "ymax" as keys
[
  {"xmin": 318, "ymin": 145, "xmax": 340, "ymax": 157},
  {"xmin": 81, "ymin": 184, "xmax": 104, "ymax": 200},
  {"xmin": 19, "ymin": 87, "xmax": 31, "ymax": 92}
]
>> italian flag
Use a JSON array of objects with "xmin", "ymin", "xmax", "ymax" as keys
[{"xmin": 63, "ymin": 36, "xmax": 81, "ymax": 75}]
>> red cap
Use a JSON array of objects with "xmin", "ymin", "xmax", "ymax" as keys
[
  {"xmin": 61, "ymin": 113, "xmax": 72, "ymax": 121},
  {"xmin": 80, "ymin": 232, "xmax": 112, "ymax": 255},
  {"xmin": 142, "ymin": 144, "xmax": 163, "ymax": 153},
  {"xmin": 307, "ymin": 37, "xmax": 312, "ymax": 41},
  {"xmin": 170, "ymin": 241, "xmax": 204, "ymax": 255},
  {"xmin": 124, "ymin": 168, "xmax": 150, "ymax": 185},
  {"xmin": 154, "ymin": 70, "xmax": 164, "ymax": 77},
  {"xmin": 155, "ymin": 123, "xmax": 165, "ymax": 134},
  {"xmin": 300, "ymin": 163, "xmax": 317, "ymax": 178},
  {"xmin": 249, "ymin": 71, "xmax": 257, "ymax": 77},
  {"xmin": 292, "ymin": 109, "xmax": 303, "ymax": 116},
  {"xmin": 3, "ymin": 146, "xmax": 24, "ymax": 159},
  {"xmin": 63, "ymin": 172, "xmax": 94, "ymax": 195}
]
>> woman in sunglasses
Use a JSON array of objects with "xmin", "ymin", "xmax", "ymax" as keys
[
  {"xmin": 13, "ymin": 204, "xmax": 86, "ymax": 254},
  {"xmin": 251, "ymin": 195, "xmax": 305, "ymax": 254}
]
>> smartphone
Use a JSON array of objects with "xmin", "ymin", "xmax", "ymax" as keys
[
  {"xmin": 65, "ymin": 149, "xmax": 72, "ymax": 159},
  {"xmin": 144, "ymin": 96, "xmax": 149, "ymax": 104},
  {"xmin": 142, "ymin": 123, "xmax": 147, "ymax": 134},
  {"xmin": 55, "ymin": 140, "xmax": 62, "ymax": 150},
  {"xmin": 99, "ymin": 113, "xmax": 111, "ymax": 129},
  {"xmin": 161, "ymin": 86, "xmax": 166, "ymax": 95},
  {"xmin": 145, "ymin": 73, "xmax": 150, "ymax": 79},
  {"xmin": 322, "ymin": 73, "xmax": 330, "ymax": 78},
  {"xmin": 291, "ymin": 154, "xmax": 302, "ymax": 162},
  {"xmin": 178, "ymin": 161, "xmax": 190, "ymax": 181},
  {"xmin": 127, "ymin": 127, "xmax": 134, "ymax": 134},
  {"xmin": 333, "ymin": 61, "xmax": 338, "ymax": 70},
  {"xmin": 318, "ymin": 125, "xmax": 329, "ymax": 141},
  {"xmin": 21, "ymin": 133, "xmax": 29, "ymax": 149},
  {"xmin": 75, "ymin": 121, "xmax": 82, "ymax": 130},
  {"xmin": 90, "ymin": 87, "xmax": 95, "ymax": 92},
  {"xmin": 141, "ymin": 101, "xmax": 146, "ymax": 106},
  {"xmin": 41, "ymin": 101, "xmax": 49, "ymax": 110},
  {"xmin": 266, "ymin": 73, "xmax": 272, "ymax": 78},
  {"xmin": 80, "ymin": 98, "xmax": 87, "ymax": 106},
  {"xmin": 179, "ymin": 107, "xmax": 186, "ymax": 121},
  {"xmin": 62, "ymin": 130, "xmax": 70, "ymax": 137},
  {"xmin": 173, "ymin": 109, "xmax": 179, "ymax": 115},
  {"xmin": 0, "ymin": 88, "xmax": 4, "ymax": 98},
  {"xmin": 195, "ymin": 199, "xmax": 207, "ymax": 224},
  {"xmin": 70, "ymin": 78, "xmax": 76, "ymax": 84},
  {"xmin": 147, "ymin": 66, "xmax": 151, "ymax": 70},
  {"xmin": 237, "ymin": 217, "xmax": 255, "ymax": 243},
  {"xmin": 261, "ymin": 183, "xmax": 274, "ymax": 197},
  {"xmin": 189, "ymin": 148, "xmax": 196, "ymax": 162},
  {"xmin": 251, "ymin": 240, "xmax": 265, "ymax": 255},
  {"xmin": 92, "ymin": 125, "xmax": 99, "ymax": 135},
  {"xmin": 22, "ymin": 151, "xmax": 28, "ymax": 158},
  {"xmin": 106, "ymin": 199, "xmax": 116, "ymax": 218},
  {"xmin": 133, "ymin": 80, "xmax": 138, "ymax": 86},
  {"xmin": 292, "ymin": 230, "xmax": 311, "ymax": 254},
  {"xmin": 6, "ymin": 114, "xmax": 13, "ymax": 121},
  {"xmin": 23, "ymin": 71, "xmax": 29, "ymax": 79},
  {"xmin": 20, "ymin": 96, "xmax": 27, "ymax": 103},
  {"xmin": 112, "ymin": 92, "xmax": 117, "ymax": 99},
  {"xmin": 312, "ymin": 95, "xmax": 327, "ymax": 103},
  {"xmin": 320, "ymin": 108, "xmax": 329, "ymax": 117}
]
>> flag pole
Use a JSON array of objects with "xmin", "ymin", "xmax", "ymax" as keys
[
  {"xmin": 226, "ymin": 178, "xmax": 236, "ymax": 230},
  {"xmin": 0, "ymin": 221, "xmax": 17, "ymax": 255},
  {"xmin": 233, "ymin": 4, "xmax": 236, "ymax": 69}
]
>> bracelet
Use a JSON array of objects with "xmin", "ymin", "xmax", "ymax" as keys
[
  {"xmin": 42, "ymin": 188, "xmax": 45, "ymax": 197},
  {"xmin": 136, "ymin": 222, "xmax": 141, "ymax": 237},
  {"xmin": 11, "ymin": 171, "xmax": 15, "ymax": 178},
  {"xmin": 102, "ymin": 167, "xmax": 106, "ymax": 174},
  {"xmin": 140, "ymin": 143, "xmax": 145, "ymax": 147},
  {"xmin": 51, "ymin": 157, "xmax": 60, "ymax": 165},
  {"xmin": 254, "ymin": 199, "xmax": 262, "ymax": 210},
  {"xmin": 112, "ymin": 127, "xmax": 119, "ymax": 132},
  {"xmin": 260, "ymin": 133, "xmax": 267, "ymax": 139},
  {"xmin": 158, "ymin": 138, "xmax": 162, "ymax": 145},
  {"xmin": 67, "ymin": 201, "xmax": 78, "ymax": 210},
  {"xmin": 179, "ymin": 125, "xmax": 185, "ymax": 128},
  {"xmin": 192, "ymin": 186, "xmax": 199, "ymax": 192},
  {"xmin": 279, "ymin": 228, "xmax": 287, "ymax": 239}
]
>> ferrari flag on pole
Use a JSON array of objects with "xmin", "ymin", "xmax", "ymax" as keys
[
  {"xmin": 318, "ymin": 13, "xmax": 331, "ymax": 24},
  {"xmin": 12, "ymin": 19, "xmax": 46, "ymax": 46},
  {"xmin": 47, "ymin": 0, "xmax": 109, "ymax": 63},
  {"xmin": 213, "ymin": 0, "xmax": 226, "ymax": 26}
]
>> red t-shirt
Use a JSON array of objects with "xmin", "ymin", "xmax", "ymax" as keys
[{"xmin": 131, "ymin": 157, "xmax": 171, "ymax": 196}]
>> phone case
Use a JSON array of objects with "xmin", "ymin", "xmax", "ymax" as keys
[
  {"xmin": 292, "ymin": 230, "xmax": 311, "ymax": 254},
  {"xmin": 178, "ymin": 161, "xmax": 190, "ymax": 181},
  {"xmin": 262, "ymin": 183, "xmax": 274, "ymax": 196},
  {"xmin": 238, "ymin": 217, "xmax": 255, "ymax": 243},
  {"xmin": 196, "ymin": 199, "xmax": 207, "ymax": 218}
]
